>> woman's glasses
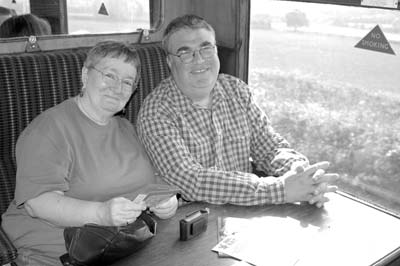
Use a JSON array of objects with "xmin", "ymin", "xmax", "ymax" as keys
[{"xmin": 90, "ymin": 67, "xmax": 135, "ymax": 93}]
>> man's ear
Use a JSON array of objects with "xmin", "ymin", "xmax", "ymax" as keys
[{"xmin": 81, "ymin": 67, "xmax": 88, "ymax": 86}]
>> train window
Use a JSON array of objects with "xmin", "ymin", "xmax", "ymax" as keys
[
  {"xmin": 250, "ymin": 0, "xmax": 400, "ymax": 214},
  {"xmin": 0, "ymin": 0, "xmax": 159, "ymax": 37},
  {"xmin": 0, "ymin": 0, "xmax": 29, "ymax": 19},
  {"xmin": 67, "ymin": 0, "xmax": 152, "ymax": 35}
]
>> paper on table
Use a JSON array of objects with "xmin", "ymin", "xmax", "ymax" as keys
[
  {"xmin": 213, "ymin": 216, "xmax": 319, "ymax": 266},
  {"xmin": 216, "ymin": 217, "xmax": 253, "ymax": 258}
]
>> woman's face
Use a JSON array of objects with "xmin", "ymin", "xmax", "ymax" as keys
[{"xmin": 82, "ymin": 56, "xmax": 137, "ymax": 117}]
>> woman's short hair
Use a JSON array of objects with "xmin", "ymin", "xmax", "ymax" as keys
[
  {"xmin": 0, "ymin": 13, "xmax": 51, "ymax": 38},
  {"xmin": 84, "ymin": 40, "xmax": 142, "ymax": 86},
  {"xmin": 162, "ymin": 14, "xmax": 216, "ymax": 53}
]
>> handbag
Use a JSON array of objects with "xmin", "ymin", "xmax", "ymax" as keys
[{"xmin": 60, "ymin": 212, "xmax": 156, "ymax": 266}]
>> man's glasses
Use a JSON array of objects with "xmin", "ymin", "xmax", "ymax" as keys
[
  {"xmin": 168, "ymin": 45, "xmax": 216, "ymax": 64},
  {"xmin": 90, "ymin": 67, "xmax": 135, "ymax": 93}
]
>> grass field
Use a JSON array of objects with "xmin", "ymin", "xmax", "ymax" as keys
[{"xmin": 250, "ymin": 29, "xmax": 400, "ymax": 94}]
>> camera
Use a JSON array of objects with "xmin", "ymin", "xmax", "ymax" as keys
[{"xmin": 179, "ymin": 208, "xmax": 209, "ymax": 241}]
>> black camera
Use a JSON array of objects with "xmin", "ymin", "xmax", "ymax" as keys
[{"xmin": 179, "ymin": 208, "xmax": 209, "ymax": 241}]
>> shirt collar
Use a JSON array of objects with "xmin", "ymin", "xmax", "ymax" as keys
[{"xmin": 168, "ymin": 75, "xmax": 226, "ymax": 114}]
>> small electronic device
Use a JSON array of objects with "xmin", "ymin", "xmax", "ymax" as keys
[{"xmin": 179, "ymin": 208, "xmax": 209, "ymax": 241}]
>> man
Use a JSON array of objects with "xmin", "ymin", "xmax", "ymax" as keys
[{"xmin": 137, "ymin": 14, "xmax": 337, "ymax": 206}]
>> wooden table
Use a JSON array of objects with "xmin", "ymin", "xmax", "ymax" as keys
[{"xmin": 113, "ymin": 192, "xmax": 400, "ymax": 266}]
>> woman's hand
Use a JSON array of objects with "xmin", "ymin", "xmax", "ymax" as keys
[
  {"xmin": 99, "ymin": 197, "xmax": 146, "ymax": 226},
  {"xmin": 150, "ymin": 195, "xmax": 178, "ymax": 219}
]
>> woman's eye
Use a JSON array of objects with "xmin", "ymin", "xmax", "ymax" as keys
[
  {"xmin": 105, "ymin": 73, "xmax": 117, "ymax": 81},
  {"xmin": 123, "ymin": 80, "xmax": 134, "ymax": 87}
]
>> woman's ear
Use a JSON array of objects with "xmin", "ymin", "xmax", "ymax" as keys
[
  {"xmin": 81, "ymin": 67, "xmax": 88, "ymax": 87},
  {"xmin": 166, "ymin": 55, "xmax": 172, "ymax": 69}
]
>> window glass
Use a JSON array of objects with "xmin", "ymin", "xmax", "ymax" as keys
[
  {"xmin": 250, "ymin": 0, "xmax": 400, "ymax": 214},
  {"xmin": 0, "ymin": 0, "xmax": 154, "ymax": 37},
  {"xmin": 67, "ymin": 0, "xmax": 151, "ymax": 35},
  {"xmin": 0, "ymin": 0, "xmax": 29, "ymax": 14}
]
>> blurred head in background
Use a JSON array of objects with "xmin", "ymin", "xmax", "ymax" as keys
[{"xmin": 0, "ymin": 13, "xmax": 51, "ymax": 38}]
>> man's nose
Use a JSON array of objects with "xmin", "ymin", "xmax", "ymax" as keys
[{"xmin": 192, "ymin": 50, "xmax": 205, "ymax": 63}]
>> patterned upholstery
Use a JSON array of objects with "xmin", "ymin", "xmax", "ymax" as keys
[
  {"xmin": 0, "ymin": 42, "xmax": 169, "ymax": 265},
  {"xmin": 0, "ymin": 227, "xmax": 17, "ymax": 265}
]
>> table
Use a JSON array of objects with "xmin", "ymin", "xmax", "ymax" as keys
[{"xmin": 113, "ymin": 192, "xmax": 400, "ymax": 266}]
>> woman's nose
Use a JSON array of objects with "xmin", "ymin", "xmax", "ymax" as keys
[{"xmin": 111, "ymin": 80, "xmax": 124, "ymax": 94}]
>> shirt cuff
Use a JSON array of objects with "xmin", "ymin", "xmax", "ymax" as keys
[{"xmin": 259, "ymin": 176, "xmax": 286, "ymax": 204}]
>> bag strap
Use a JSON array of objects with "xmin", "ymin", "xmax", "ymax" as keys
[
  {"xmin": 60, "ymin": 253, "xmax": 78, "ymax": 266},
  {"xmin": 60, "ymin": 211, "xmax": 157, "ymax": 266},
  {"xmin": 139, "ymin": 212, "xmax": 157, "ymax": 234}
]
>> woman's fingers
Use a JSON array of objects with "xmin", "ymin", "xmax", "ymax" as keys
[
  {"xmin": 150, "ymin": 196, "xmax": 178, "ymax": 219},
  {"xmin": 106, "ymin": 197, "xmax": 146, "ymax": 226}
]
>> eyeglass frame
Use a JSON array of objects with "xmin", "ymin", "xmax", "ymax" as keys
[
  {"xmin": 89, "ymin": 66, "xmax": 136, "ymax": 93},
  {"xmin": 167, "ymin": 44, "xmax": 217, "ymax": 64}
]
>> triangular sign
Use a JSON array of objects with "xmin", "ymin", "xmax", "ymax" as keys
[
  {"xmin": 355, "ymin": 25, "xmax": 395, "ymax": 55},
  {"xmin": 98, "ymin": 3, "xmax": 109, "ymax": 16}
]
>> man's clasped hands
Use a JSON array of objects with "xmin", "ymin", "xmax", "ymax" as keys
[{"xmin": 284, "ymin": 161, "xmax": 339, "ymax": 208}]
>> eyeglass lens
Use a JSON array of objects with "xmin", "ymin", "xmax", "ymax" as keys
[
  {"xmin": 180, "ymin": 46, "xmax": 215, "ymax": 63},
  {"xmin": 93, "ymin": 67, "xmax": 134, "ymax": 91}
]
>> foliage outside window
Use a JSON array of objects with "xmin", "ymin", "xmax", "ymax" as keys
[{"xmin": 250, "ymin": 0, "xmax": 400, "ymax": 214}]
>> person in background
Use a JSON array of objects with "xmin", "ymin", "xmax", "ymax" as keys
[
  {"xmin": 0, "ymin": 13, "xmax": 51, "ymax": 38},
  {"xmin": 0, "ymin": 6, "xmax": 16, "ymax": 27},
  {"xmin": 137, "ymin": 14, "xmax": 338, "ymax": 207},
  {"xmin": 1, "ymin": 40, "xmax": 178, "ymax": 266}
]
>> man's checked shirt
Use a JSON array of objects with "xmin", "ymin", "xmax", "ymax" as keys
[{"xmin": 137, "ymin": 74, "xmax": 307, "ymax": 205}]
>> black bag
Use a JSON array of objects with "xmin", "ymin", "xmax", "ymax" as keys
[{"xmin": 60, "ymin": 212, "xmax": 156, "ymax": 266}]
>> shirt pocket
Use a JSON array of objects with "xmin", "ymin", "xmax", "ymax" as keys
[
  {"xmin": 184, "ymin": 132, "xmax": 214, "ymax": 167},
  {"xmin": 224, "ymin": 131, "xmax": 250, "ymax": 171}
]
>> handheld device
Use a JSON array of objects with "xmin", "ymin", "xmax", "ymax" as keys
[{"xmin": 179, "ymin": 208, "xmax": 209, "ymax": 241}]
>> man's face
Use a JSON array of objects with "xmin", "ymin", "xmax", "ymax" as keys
[{"xmin": 166, "ymin": 28, "xmax": 220, "ymax": 103}]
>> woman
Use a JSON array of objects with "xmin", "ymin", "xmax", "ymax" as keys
[{"xmin": 1, "ymin": 41, "xmax": 178, "ymax": 266}]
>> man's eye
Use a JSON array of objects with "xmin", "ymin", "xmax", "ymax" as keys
[
  {"xmin": 178, "ymin": 51, "xmax": 191, "ymax": 56},
  {"xmin": 202, "ymin": 46, "xmax": 214, "ymax": 51}
]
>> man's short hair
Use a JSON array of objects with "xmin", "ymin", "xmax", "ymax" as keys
[{"xmin": 162, "ymin": 14, "xmax": 215, "ymax": 53}]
